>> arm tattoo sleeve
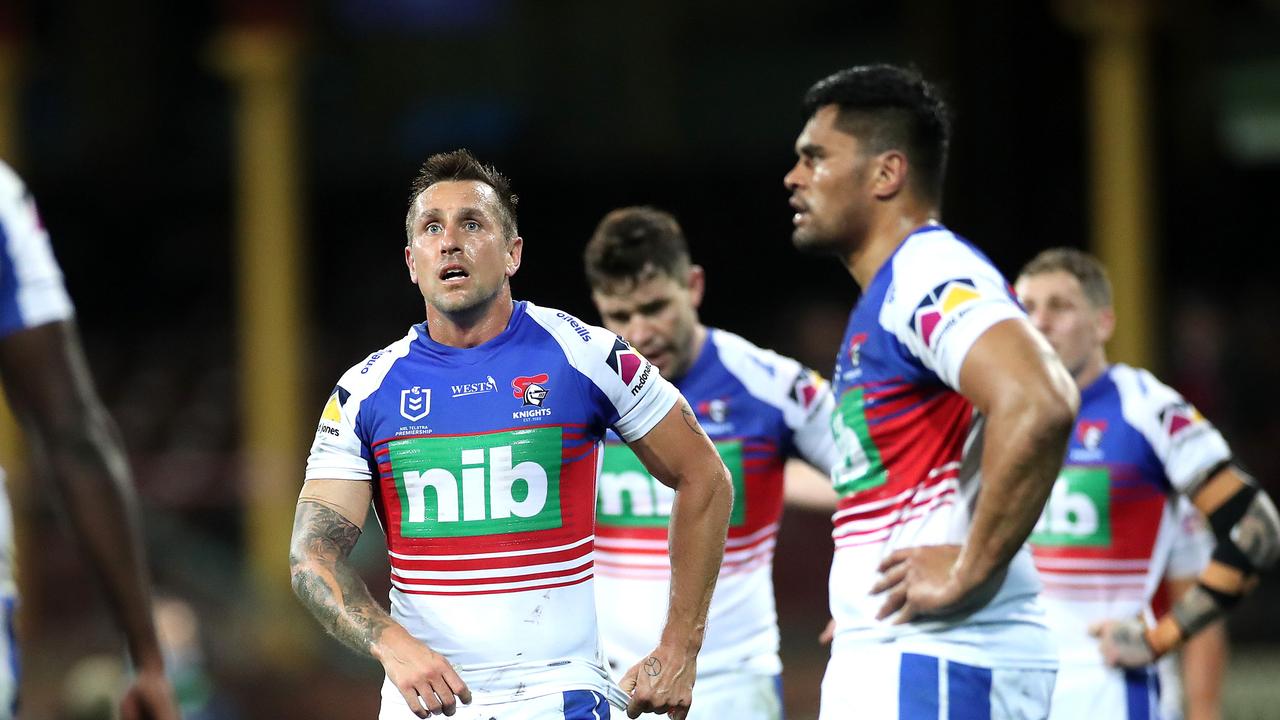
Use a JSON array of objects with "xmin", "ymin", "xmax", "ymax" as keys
[{"xmin": 289, "ymin": 500, "xmax": 394, "ymax": 656}]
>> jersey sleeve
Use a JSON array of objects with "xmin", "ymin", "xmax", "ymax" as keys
[
  {"xmin": 1114, "ymin": 366, "xmax": 1233, "ymax": 495},
  {"xmin": 1166, "ymin": 496, "xmax": 1214, "ymax": 580},
  {"xmin": 709, "ymin": 329, "xmax": 839, "ymax": 475},
  {"xmin": 0, "ymin": 162, "xmax": 75, "ymax": 338},
  {"xmin": 882, "ymin": 230, "xmax": 1025, "ymax": 390},
  {"xmin": 526, "ymin": 305, "xmax": 679, "ymax": 442}
]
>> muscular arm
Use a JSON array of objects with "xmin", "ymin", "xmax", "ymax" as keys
[
  {"xmin": 290, "ymin": 479, "xmax": 469, "ymax": 717},
  {"xmin": 620, "ymin": 399, "xmax": 733, "ymax": 719},
  {"xmin": 875, "ymin": 319, "xmax": 1077, "ymax": 622},
  {"xmin": 0, "ymin": 321, "xmax": 176, "ymax": 719},
  {"xmin": 783, "ymin": 458, "xmax": 838, "ymax": 512}
]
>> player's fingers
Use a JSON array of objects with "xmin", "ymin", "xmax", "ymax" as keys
[
  {"xmin": 892, "ymin": 600, "xmax": 918, "ymax": 625},
  {"xmin": 430, "ymin": 679, "xmax": 457, "ymax": 717},
  {"xmin": 397, "ymin": 685, "xmax": 430, "ymax": 719},
  {"xmin": 875, "ymin": 588, "xmax": 907, "ymax": 620},
  {"xmin": 1087, "ymin": 620, "xmax": 1106, "ymax": 638},
  {"xmin": 877, "ymin": 548, "xmax": 911, "ymax": 572},
  {"xmin": 416, "ymin": 683, "xmax": 445, "ymax": 717},
  {"xmin": 441, "ymin": 666, "xmax": 472, "ymax": 706},
  {"xmin": 870, "ymin": 563, "xmax": 908, "ymax": 594},
  {"xmin": 626, "ymin": 697, "xmax": 644, "ymax": 719},
  {"xmin": 621, "ymin": 667, "xmax": 640, "ymax": 695},
  {"xmin": 818, "ymin": 618, "xmax": 836, "ymax": 645}
]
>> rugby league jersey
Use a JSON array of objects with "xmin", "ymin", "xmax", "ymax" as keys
[
  {"xmin": 1029, "ymin": 364, "xmax": 1230, "ymax": 665},
  {"xmin": 594, "ymin": 327, "xmax": 838, "ymax": 676},
  {"xmin": 828, "ymin": 222, "xmax": 1054, "ymax": 668},
  {"xmin": 305, "ymin": 302, "xmax": 679, "ymax": 704},
  {"xmin": 0, "ymin": 160, "xmax": 76, "ymax": 598}
]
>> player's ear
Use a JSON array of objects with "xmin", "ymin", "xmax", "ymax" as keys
[
  {"xmin": 872, "ymin": 151, "xmax": 909, "ymax": 200},
  {"xmin": 405, "ymin": 244, "xmax": 418, "ymax": 283},
  {"xmin": 1096, "ymin": 305, "xmax": 1116, "ymax": 344},
  {"xmin": 506, "ymin": 236, "xmax": 523, "ymax": 278},
  {"xmin": 687, "ymin": 265, "xmax": 706, "ymax": 309}
]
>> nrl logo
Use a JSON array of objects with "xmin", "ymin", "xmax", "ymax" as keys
[{"xmin": 400, "ymin": 386, "xmax": 431, "ymax": 421}]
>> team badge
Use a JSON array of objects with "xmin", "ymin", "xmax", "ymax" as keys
[
  {"xmin": 697, "ymin": 398, "xmax": 730, "ymax": 424},
  {"xmin": 513, "ymin": 374, "xmax": 550, "ymax": 406},
  {"xmin": 400, "ymin": 386, "xmax": 431, "ymax": 421},
  {"xmin": 1076, "ymin": 419, "xmax": 1107, "ymax": 451},
  {"xmin": 913, "ymin": 278, "xmax": 981, "ymax": 348},
  {"xmin": 606, "ymin": 336, "xmax": 645, "ymax": 385},
  {"xmin": 847, "ymin": 332, "xmax": 868, "ymax": 367}
]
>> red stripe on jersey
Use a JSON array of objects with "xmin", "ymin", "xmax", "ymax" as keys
[
  {"xmin": 389, "ymin": 540, "xmax": 594, "ymax": 572},
  {"xmin": 393, "ymin": 573, "xmax": 594, "ymax": 597},
  {"xmin": 370, "ymin": 423, "xmax": 590, "ymax": 450},
  {"xmin": 390, "ymin": 559, "xmax": 594, "ymax": 587},
  {"xmin": 834, "ymin": 499, "xmax": 957, "ymax": 548}
]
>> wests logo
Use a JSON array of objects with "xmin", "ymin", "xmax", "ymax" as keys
[{"xmin": 512, "ymin": 374, "xmax": 550, "ymax": 406}]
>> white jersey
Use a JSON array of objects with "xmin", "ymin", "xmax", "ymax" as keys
[
  {"xmin": 305, "ymin": 302, "xmax": 679, "ymax": 706},
  {"xmin": 594, "ymin": 327, "xmax": 838, "ymax": 678},
  {"xmin": 1030, "ymin": 364, "xmax": 1231, "ymax": 667},
  {"xmin": 827, "ymin": 224, "xmax": 1055, "ymax": 669},
  {"xmin": 0, "ymin": 160, "xmax": 76, "ymax": 598}
]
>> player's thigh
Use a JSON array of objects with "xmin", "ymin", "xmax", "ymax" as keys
[
  {"xmin": 379, "ymin": 678, "xmax": 611, "ymax": 720},
  {"xmin": 820, "ymin": 649, "xmax": 1054, "ymax": 720},
  {"xmin": 683, "ymin": 671, "xmax": 783, "ymax": 720},
  {"xmin": 1049, "ymin": 663, "xmax": 1159, "ymax": 720}
]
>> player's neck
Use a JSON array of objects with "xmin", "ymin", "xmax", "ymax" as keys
[
  {"xmin": 670, "ymin": 323, "xmax": 708, "ymax": 382},
  {"xmin": 1073, "ymin": 350, "xmax": 1109, "ymax": 391},
  {"xmin": 424, "ymin": 288, "xmax": 515, "ymax": 349},
  {"xmin": 845, "ymin": 206, "xmax": 938, "ymax": 289}
]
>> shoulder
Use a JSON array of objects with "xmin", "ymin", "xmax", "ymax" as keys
[
  {"xmin": 889, "ymin": 227, "xmax": 1011, "ymax": 298},
  {"xmin": 1110, "ymin": 364, "xmax": 1186, "ymax": 425},
  {"xmin": 334, "ymin": 327, "xmax": 419, "ymax": 401},
  {"xmin": 523, "ymin": 302, "xmax": 627, "ymax": 374},
  {"xmin": 709, "ymin": 327, "xmax": 829, "ymax": 417}
]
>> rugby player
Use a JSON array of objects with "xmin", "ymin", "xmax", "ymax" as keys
[
  {"xmin": 289, "ymin": 150, "xmax": 733, "ymax": 720},
  {"xmin": 584, "ymin": 206, "xmax": 838, "ymax": 719},
  {"xmin": 784, "ymin": 65, "xmax": 1079, "ymax": 718},
  {"xmin": 0, "ymin": 160, "xmax": 177, "ymax": 720},
  {"xmin": 1017, "ymin": 247, "xmax": 1275, "ymax": 720}
]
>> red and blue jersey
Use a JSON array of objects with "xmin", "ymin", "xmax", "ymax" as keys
[
  {"xmin": 306, "ymin": 301, "xmax": 679, "ymax": 705},
  {"xmin": 827, "ymin": 223, "xmax": 1055, "ymax": 669},
  {"xmin": 594, "ymin": 327, "xmax": 837, "ymax": 678}
]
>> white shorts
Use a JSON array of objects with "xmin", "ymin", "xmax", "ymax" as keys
[
  {"xmin": 674, "ymin": 670, "xmax": 782, "ymax": 720},
  {"xmin": 820, "ymin": 647, "xmax": 1056, "ymax": 720},
  {"xmin": 1049, "ymin": 662, "xmax": 1161, "ymax": 720},
  {"xmin": 379, "ymin": 676, "xmax": 613, "ymax": 720}
]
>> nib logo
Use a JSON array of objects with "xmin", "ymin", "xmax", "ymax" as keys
[{"xmin": 512, "ymin": 374, "xmax": 550, "ymax": 406}]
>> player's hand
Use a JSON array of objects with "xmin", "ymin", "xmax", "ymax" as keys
[
  {"xmin": 621, "ymin": 644, "xmax": 696, "ymax": 719},
  {"xmin": 1089, "ymin": 618, "xmax": 1157, "ymax": 668},
  {"xmin": 818, "ymin": 618, "xmax": 835, "ymax": 645},
  {"xmin": 118, "ymin": 665, "xmax": 180, "ymax": 720},
  {"xmin": 872, "ymin": 544, "xmax": 978, "ymax": 623},
  {"xmin": 372, "ymin": 625, "xmax": 472, "ymax": 717}
]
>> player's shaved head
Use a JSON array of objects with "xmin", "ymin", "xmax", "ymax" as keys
[
  {"xmin": 803, "ymin": 64, "xmax": 952, "ymax": 203},
  {"xmin": 405, "ymin": 149, "xmax": 519, "ymax": 242}
]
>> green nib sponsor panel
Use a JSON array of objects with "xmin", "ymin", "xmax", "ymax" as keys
[
  {"xmin": 598, "ymin": 441, "xmax": 746, "ymax": 527},
  {"xmin": 1030, "ymin": 467, "xmax": 1112, "ymax": 547},
  {"xmin": 831, "ymin": 388, "xmax": 886, "ymax": 496},
  {"xmin": 390, "ymin": 427, "xmax": 564, "ymax": 538}
]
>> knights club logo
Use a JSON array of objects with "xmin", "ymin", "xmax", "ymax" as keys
[
  {"xmin": 1076, "ymin": 419, "xmax": 1107, "ymax": 451},
  {"xmin": 913, "ymin": 278, "xmax": 981, "ymax": 348},
  {"xmin": 399, "ymin": 386, "xmax": 431, "ymax": 421},
  {"xmin": 512, "ymin": 373, "xmax": 550, "ymax": 406},
  {"xmin": 606, "ymin": 336, "xmax": 645, "ymax": 385},
  {"xmin": 697, "ymin": 398, "xmax": 730, "ymax": 424},
  {"xmin": 847, "ymin": 332, "xmax": 868, "ymax": 368}
]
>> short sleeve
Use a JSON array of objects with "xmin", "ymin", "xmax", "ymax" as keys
[
  {"xmin": 305, "ymin": 383, "xmax": 373, "ymax": 481},
  {"xmin": 0, "ymin": 162, "xmax": 74, "ymax": 338}
]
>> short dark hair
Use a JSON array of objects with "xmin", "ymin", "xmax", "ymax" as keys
[
  {"xmin": 1019, "ymin": 247, "xmax": 1113, "ymax": 308},
  {"xmin": 803, "ymin": 64, "xmax": 952, "ymax": 202},
  {"xmin": 404, "ymin": 149, "xmax": 519, "ymax": 241},
  {"xmin": 584, "ymin": 206, "xmax": 692, "ymax": 291}
]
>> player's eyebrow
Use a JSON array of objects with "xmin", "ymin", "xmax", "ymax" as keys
[{"xmin": 797, "ymin": 142, "xmax": 823, "ymax": 158}]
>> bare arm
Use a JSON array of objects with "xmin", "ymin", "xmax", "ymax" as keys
[
  {"xmin": 876, "ymin": 319, "xmax": 1077, "ymax": 621},
  {"xmin": 289, "ymin": 479, "xmax": 469, "ymax": 718},
  {"xmin": 783, "ymin": 458, "xmax": 838, "ymax": 512},
  {"xmin": 0, "ymin": 321, "xmax": 176, "ymax": 720},
  {"xmin": 619, "ymin": 399, "xmax": 733, "ymax": 720},
  {"xmin": 1166, "ymin": 576, "xmax": 1227, "ymax": 720}
]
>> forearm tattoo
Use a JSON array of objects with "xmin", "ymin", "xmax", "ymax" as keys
[
  {"xmin": 1171, "ymin": 584, "xmax": 1225, "ymax": 639},
  {"xmin": 681, "ymin": 402, "xmax": 705, "ymax": 437},
  {"xmin": 289, "ymin": 501, "xmax": 394, "ymax": 656}
]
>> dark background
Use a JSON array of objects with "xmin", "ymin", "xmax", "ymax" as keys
[{"xmin": 4, "ymin": 1, "xmax": 1279, "ymax": 718}]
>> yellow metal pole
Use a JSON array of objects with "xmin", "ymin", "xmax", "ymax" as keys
[
  {"xmin": 211, "ymin": 27, "xmax": 311, "ymax": 666},
  {"xmin": 1059, "ymin": 0, "xmax": 1155, "ymax": 369}
]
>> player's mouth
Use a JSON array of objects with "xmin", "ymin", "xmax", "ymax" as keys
[
  {"xmin": 438, "ymin": 264, "xmax": 470, "ymax": 285},
  {"xmin": 789, "ymin": 196, "xmax": 809, "ymax": 225}
]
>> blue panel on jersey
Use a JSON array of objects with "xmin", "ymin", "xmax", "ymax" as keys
[
  {"xmin": 0, "ymin": 222, "xmax": 23, "ymax": 336},
  {"xmin": 561, "ymin": 689, "xmax": 608, "ymax": 719},
  {"xmin": 946, "ymin": 660, "xmax": 992, "ymax": 720},
  {"xmin": 1123, "ymin": 668, "xmax": 1155, "ymax": 720},
  {"xmin": 3, "ymin": 596, "xmax": 19, "ymax": 717},
  {"xmin": 899, "ymin": 653, "xmax": 940, "ymax": 719}
]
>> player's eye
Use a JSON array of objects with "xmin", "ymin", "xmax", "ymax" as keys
[
  {"xmin": 425, "ymin": 222, "xmax": 443, "ymax": 234},
  {"xmin": 464, "ymin": 220, "xmax": 481, "ymax": 231}
]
